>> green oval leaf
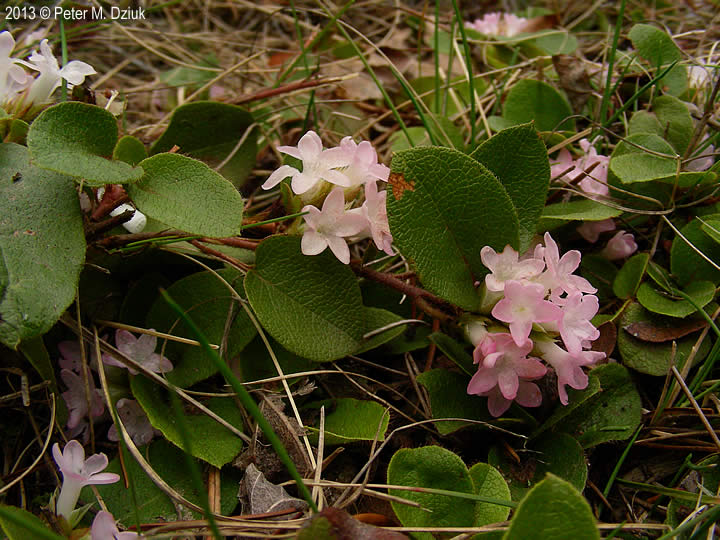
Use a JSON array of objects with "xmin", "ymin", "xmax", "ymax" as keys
[
  {"xmin": 503, "ymin": 474, "xmax": 599, "ymax": 540},
  {"xmin": 127, "ymin": 153, "xmax": 244, "ymax": 237},
  {"xmin": 636, "ymin": 281, "xmax": 715, "ymax": 318},
  {"xmin": 388, "ymin": 446, "xmax": 477, "ymax": 537},
  {"xmin": 0, "ymin": 504, "xmax": 63, "ymax": 540},
  {"xmin": 131, "ymin": 376, "xmax": 244, "ymax": 467},
  {"xmin": 541, "ymin": 199, "xmax": 623, "ymax": 222},
  {"xmin": 557, "ymin": 363, "xmax": 642, "ymax": 447},
  {"xmin": 502, "ymin": 80, "xmax": 575, "ymax": 132},
  {"xmin": 670, "ymin": 215, "xmax": 720, "ymax": 286},
  {"xmin": 387, "ymin": 146, "xmax": 519, "ymax": 310},
  {"xmin": 0, "ymin": 144, "xmax": 86, "ymax": 348},
  {"xmin": 471, "ymin": 123, "xmax": 550, "ymax": 251},
  {"xmin": 84, "ymin": 439, "xmax": 240, "ymax": 524},
  {"xmin": 151, "ymin": 101, "xmax": 257, "ymax": 187},
  {"xmin": 469, "ymin": 463, "xmax": 511, "ymax": 526},
  {"xmin": 628, "ymin": 23, "xmax": 682, "ymax": 65},
  {"xmin": 27, "ymin": 102, "xmax": 143, "ymax": 186},
  {"xmin": 113, "ymin": 134, "xmax": 148, "ymax": 166},
  {"xmin": 417, "ymin": 369, "xmax": 493, "ymax": 435},
  {"xmin": 613, "ymin": 253, "xmax": 649, "ymax": 300},
  {"xmin": 305, "ymin": 398, "xmax": 389, "ymax": 445},
  {"xmin": 244, "ymin": 236, "xmax": 365, "ymax": 362},
  {"xmin": 146, "ymin": 268, "xmax": 256, "ymax": 388},
  {"xmin": 489, "ymin": 433, "xmax": 587, "ymax": 501}
]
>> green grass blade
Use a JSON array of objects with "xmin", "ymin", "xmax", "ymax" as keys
[
  {"xmin": 159, "ymin": 289, "xmax": 318, "ymax": 512},
  {"xmin": 450, "ymin": 0, "xmax": 476, "ymax": 142},
  {"xmin": 597, "ymin": 0, "xmax": 625, "ymax": 124}
]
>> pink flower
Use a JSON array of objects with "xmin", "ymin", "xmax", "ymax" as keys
[
  {"xmin": 480, "ymin": 245, "xmax": 545, "ymax": 292},
  {"xmin": 58, "ymin": 340, "xmax": 116, "ymax": 373},
  {"xmin": 535, "ymin": 340, "xmax": 604, "ymax": 404},
  {"xmin": 301, "ymin": 187, "xmax": 368, "ymax": 264},
  {"xmin": 338, "ymin": 137, "xmax": 390, "ymax": 187},
  {"xmin": 107, "ymin": 399, "xmax": 159, "ymax": 447},
  {"xmin": 577, "ymin": 219, "xmax": 616, "ymax": 243},
  {"xmin": 361, "ymin": 181, "xmax": 393, "ymax": 255},
  {"xmin": 576, "ymin": 139, "xmax": 609, "ymax": 196},
  {"xmin": 491, "ymin": 280, "xmax": 562, "ymax": 345},
  {"xmin": 601, "ymin": 231, "xmax": 637, "ymax": 260},
  {"xmin": 474, "ymin": 381, "xmax": 544, "ymax": 417},
  {"xmin": 61, "ymin": 369, "xmax": 104, "ymax": 430},
  {"xmin": 52, "ymin": 440, "xmax": 120, "ymax": 521},
  {"xmin": 466, "ymin": 12, "xmax": 531, "ymax": 37},
  {"xmin": 262, "ymin": 131, "xmax": 352, "ymax": 194},
  {"xmin": 468, "ymin": 333, "xmax": 547, "ymax": 400},
  {"xmin": 91, "ymin": 511, "xmax": 142, "ymax": 539},
  {"xmin": 538, "ymin": 232, "xmax": 596, "ymax": 300},
  {"xmin": 558, "ymin": 293, "xmax": 600, "ymax": 355},
  {"xmin": 112, "ymin": 329, "xmax": 173, "ymax": 375},
  {"xmin": 550, "ymin": 140, "xmax": 609, "ymax": 197}
]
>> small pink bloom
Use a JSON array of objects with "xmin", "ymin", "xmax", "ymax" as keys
[
  {"xmin": 361, "ymin": 181, "xmax": 393, "ymax": 255},
  {"xmin": 472, "ymin": 381, "xmax": 544, "ymax": 417},
  {"xmin": 91, "ymin": 511, "xmax": 142, "ymax": 539},
  {"xmin": 601, "ymin": 231, "xmax": 638, "ymax": 260},
  {"xmin": 339, "ymin": 137, "xmax": 390, "ymax": 187},
  {"xmin": 301, "ymin": 187, "xmax": 368, "ymax": 264},
  {"xmin": 492, "ymin": 281, "xmax": 562, "ymax": 346},
  {"xmin": 467, "ymin": 12, "xmax": 501, "ymax": 35},
  {"xmin": 262, "ymin": 131, "xmax": 352, "ymax": 194},
  {"xmin": 52, "ymin": 440, "xmax": 120, "ymax": 521},
  {"xmin": 550, "ymin": 148, "xmax": 575, "ymax": 180},
  {"xmin": 535, "ymin": 340, "xmax": 604, "ymax": 404},
  {"xmin": 481, "ymin": 245, "xmax": 545, "ymax": 292},
  {"xmin": 558, "ymin": 293, "xmax": 600, "ymax": 355},
  {"xmin": 58, "ymin": 340, "xmax": 116, "ymax": 373},
  {"xmin": 538, "ymin": 232, "xmax": 596, "ymax": 300},
  {"xmin": 576, "ymin": 139, "xmax": 609, "ymax": 196},
  {"xmin": 61, "ymin": 369, "xmax": 104, "ymax": 430},
  {"xmin": 113, "ymin": 330, "xmax": 173, "ymax": 375},
  {"xmin": 466, "ymin": 12, "xmax": 531, "ymax": 37},
  {"xmin": 468, "ymin": 333, "xmax": 547, "ymax": 401},
  {"xmin": 577, "ymin": 219, "xmax": 616, "ymax": 243},
  {"xmin": 107, "ymin": 399, "xmax": 159, "ymax": 447}
]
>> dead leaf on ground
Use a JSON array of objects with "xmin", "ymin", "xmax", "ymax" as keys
[{"xmin": 297, "ymin": 507, "xmax": 409, "ymax": 540}]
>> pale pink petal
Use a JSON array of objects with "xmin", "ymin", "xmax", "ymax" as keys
[
  {"xmin": 325, "ymin": 235, "xmax": 351, "ymax": 264},
  {"xmin": 467, "ymin": 369, "xmax": 498, "ymax": 395},
  {"xmin": 515, "ymin": 381, "xmax": 543, "ymax": 407},
  {"xmin": 301, "ymin": 230, "xmax": 328, "ymax": 255},
  {"xmin": 297, "ymin": 130, "xmax": 323, "ymax": 162},
  {"xmin": 59, "ymin": 60, "xmax": 95, "ymax": 85},
  {"xmin": 262, "ymin": 165, "xmax": 298, "ymax": 190}
]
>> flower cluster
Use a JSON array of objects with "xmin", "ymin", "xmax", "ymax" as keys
[
  {"xmin": 550, "ymin": 138, "xmax": 609, "ymax": 197},
  {"xmin": 263, "ymin": 130, "xmax": 393, "ymax": 264},
  {"xmin": 0, "ymin": 31, "xmax": 95, "ymax": 112},
  {"xmin": 58, "ymin": 330, "xmax": 171, "ymax": 445},
  {"xmin": 52, "ymin": 440, "xmax": 141, "ymax": 538},
  {"xmin": 468, "ymin": 233, "xmax": 605, "ymax": 416},
  {"xmin": 466, "ymin": 12, "xmax": 532, "ymax": 37}
]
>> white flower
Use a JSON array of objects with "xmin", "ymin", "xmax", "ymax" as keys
[
  {"xmin": 301, "ymin": 187, "xmax": 367, "ymax": 264},
  {"xmin": 24, "ymin": 39, "xmax": 95, "ymax": 104},
  {"xmin": 263, "ymin": 130, "xmax": 352, "ymax": 194},
  {"xmin": 0, "ymin": 31, "xmax": 31, "ymax": 106}
]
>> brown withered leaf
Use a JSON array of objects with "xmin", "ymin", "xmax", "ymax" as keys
[
  {"xmin": 552, "ymin": 55, "xmax": 593, "ymax": 113},
  {"xmin": 388, "ymin": 172, "xmax": 415, "ymax": 200},
  {"xmin": 623, "ymin": 318, "xmax": 708, "ymax": 343},
  {"xmin": 591, "ymin": 321, "xmax": 617, "ymax": 357},
  {"xmin": 240, "ymin": 463, "xmax": 309, "ymax": 516},
  {"xmin": 297, "ymin": 507, "xmax": 409, "ymax": 540}
]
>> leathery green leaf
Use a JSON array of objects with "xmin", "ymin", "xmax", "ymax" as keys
[
  {"xmin": 636, "ymin": 280, "xmax": 715, "ymax": 318},
  {"xmin": 150, "ymin": 101, "xmax": 257, "ymax": 187},
  {"xmin": 468, "ymin": 463, "xmax": 511, "ymax": 525},
  {"xmin": 0, "ymin": 144, "xmax": 85, "ymax": 348},
  {"xmin": 387, "ymin": 146, "xmax": 519, "ymax": 310},
  {"xmin": 27, "ymin": 102, "xmax": 143, "ymax": 186},
  {"xmin": 131, "ymin": 376, "xmax": 244, "ymax": 467},
  {"xmin": 471, "ymin": 123, "xmax": 550, "ymax": 251},
  {"xmin": 670, "ymin": 215, "xmax": 720, "ymax": 286},
  {"xmin": 305, "ymin": 398, "xmax": 389, "ymax": 445},
  {"xmin": 388, "ymin": 446, "xmax": 477, "ymax": 539},
  {"xmin": 127, "ymin": 153, "xmax": 244, "ymax": 237},
  {"xmin": 503, "ymin": 474, "xmax": 599, "ymax": 540},
  {"xmin": 244, "ymin": 236, "xmax": 365, "ymax": 362}
]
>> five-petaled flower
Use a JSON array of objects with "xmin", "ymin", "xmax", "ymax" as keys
[
  {"xmin": 108, "ymin": 329, "xmax": 174, "ymax": 375},
  {"xmin": 23, "ymin": 39, "xmax": 95, "ymax": 105},
  {"xmin": 301, "ymin": 186, "xmax": 368, "ymax": 264},
  {"xmin": 91, "ymin": 510, "xmax": 142, "ymax": 539},
  {"xmin": 262, "ymin": 130, "xmax": 352, "ymax": 194},
  {"xmin": 52, "ymin": 440, "xmax": 120, "ymax": 522}
]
